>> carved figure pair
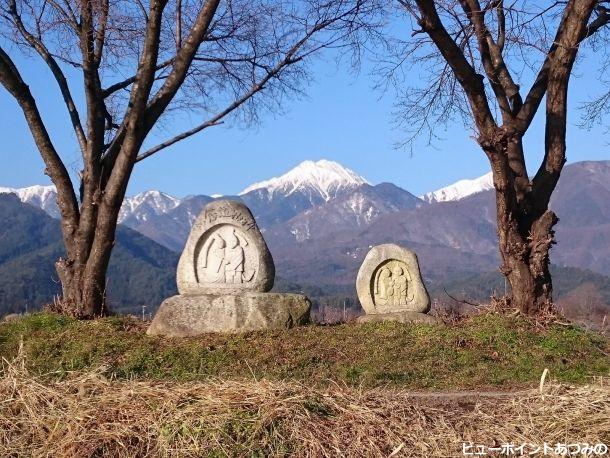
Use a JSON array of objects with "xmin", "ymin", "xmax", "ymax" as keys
[
  {"xmin": 202, "ymin": 229, "xmax": 254, "ymax": 284},
  {"xmin": 375, "ymin": 263, "xmax": 412, "ymax": 306}
]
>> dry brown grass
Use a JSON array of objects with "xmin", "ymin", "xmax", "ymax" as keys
[{"xmin": 1, "ymin": 349, "xmax": 609, "ymax": 458}]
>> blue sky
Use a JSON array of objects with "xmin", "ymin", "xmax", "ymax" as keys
[{"xmin": 1, "ymin": 46, "xmax": 609, "ymax": 198}]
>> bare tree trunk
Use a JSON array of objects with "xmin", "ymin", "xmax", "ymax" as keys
[
  {"xmin": 55, "ymin": 258, "xmax": 108, "ymax": 318},
  {"xmin": 54, "ymin": 224, "xmax": 115, "ymax": 319},
  {"xmin": 489, "ymin": 136, "xmax": 558, "ymax": 314},
  {"xmin": 495, "ymin": 192, "xmax": 558, "ymax": 314},
  {"xmin": 52, "ymin": 177, "xmax": 127, "ymax": 318}
]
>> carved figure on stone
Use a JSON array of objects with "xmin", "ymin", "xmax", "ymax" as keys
[
  {"xmin": 224, "ymin": 230, "xmax": 245, "ymax": 283},
  {"xmin": 357, "ymin": 244, "xmax": 431, "ymax": 317},
  {"xmin": 375, "ymin": 266, "xmax": 392, "ymax": 301},
  {"xmin": 196, "ymin": 226, "xmax": 257, "ymax": 286},
  {"xmin": 201, "ymin": 233, "xmax": 226, "ymax": 280},
  {"xmin": 219, "ymin": 229, "xmax": 255, "ymax": 284},
  {"xmin": 178, "ymin": 200, "xmax": 274, "ymax": 295},
  {"xmin": 391, "ymin": 265, "xmax": 407, "ymax": 306},
  {"xmin": 373, "ymin": 260, "xmax": 414, "ymax": 308},
  {"xmin": 148, "ymin": 199, "xmax": 311, "ymax": 336}
]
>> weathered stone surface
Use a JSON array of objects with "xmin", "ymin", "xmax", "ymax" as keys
[
  {"xmin": 356, "ymin": 311, "xmax": 439, "ymax": 325},
  {"xmin": 356, "ymin": 243, "xmax": 431, "ymax": 315},
  {"xmin": 148, "ymin": 199, "xmax": 312, "ymax": 336},
  {"xmin": 147, "ymin": 293, "xmax": 310, "ymax": 336},
  {"xmin": 177, "ymin": 200, "xmax": 274, "ymax": 295}
]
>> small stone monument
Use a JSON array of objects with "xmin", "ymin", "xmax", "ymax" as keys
[
  {"xmin": 148, "ymin": 200, "xmax": 310, "ymax": 336},
  {"xmin": 356, "ymin": 244, "xmax": 438, "ymax": 324}
]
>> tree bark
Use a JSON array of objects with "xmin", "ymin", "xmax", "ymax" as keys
[
  {"xmin": 54, "ymin": 234, "xmax": 112, "ymax": 319},
  {"xmin": 55, "ymin": 259, "xmax": 107, "ymax": 319},
  {"xmin": 495, "ymin": 195, "xmax": 558, "ymax": 314},
  {"xmin": 488, "ymin": 136, "xmax": 558, "ymax": 314},
  {"xmin": 50, "ymin": 216, "xmax": 116, "ymax": 319}
]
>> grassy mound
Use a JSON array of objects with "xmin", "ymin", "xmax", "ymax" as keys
[
  {"xmin": 0, "ymin": 312, "xmax": 608, "ymax": 389},
  {"xmin": 1, "ymin": 359, "xmax": 608, "ymax": 457}
]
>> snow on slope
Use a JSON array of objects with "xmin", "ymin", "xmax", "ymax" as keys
[
  {"xmin": 421, "ymin": 172, "xmax": 493, "ymax": 203},
  {"xmin": 0, "ymin": 185, "xmax": 60, "ymax": 216},
  {"xmin": 2, "ymin": 160, "xmax": 370, "ymax": 221},
  {"xmin": 0, "ymin": 184, "xmax": 56, "ymax": 204},
  {"xmin": 239, "ymin": 159, "xmax": 369, "ymax": 201},
  {"xmin": 118, "ymin": 190, "xmax": 181, "ymax": 223},
  {"xmin": 0, "ymin": 185, "xmax": 182, "ymax": 223}
]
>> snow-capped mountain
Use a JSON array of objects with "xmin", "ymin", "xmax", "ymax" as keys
[
  {"xmin": 272, "ymin": 183, "xmax": 423, "ymax": 243},
  {"xmin": 240, "ymin": 159, "xmax": 369, "ymax": 202},
  {"xmin": 0, "ymin": 185, "xmax": 183, "ymax": 224},
  {"xmin": 421, "ymin": 172, "xmax": 494, "ymax": 203},
  {"xmin": 118, "ymin": 190, "xmax": 181, "ymax": 224},
  {"xmin": 0, "ymin": 185, "xmax": 59, "ymax": 217},
  {"xmin": 1, "ymin": 160, "xmax": 371, "ymax": 226},
  {"xmin": 3, "ymin": 160, "xmax": 610, "ymax": 295},
  {"xmin": 4, "ymin": 160, "xmax": 610, "ymax": 320}
]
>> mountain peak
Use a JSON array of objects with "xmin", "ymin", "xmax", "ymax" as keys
[
  {"xmin": 239, "ymin": 159, "xmax": 370, "ymax": 201},
  {"xmin": 131, "ymin": 189, "xmax": 179, "ymax": 203},
  {"xmin": 422, "ymin": 172, "xmax": 494, "ymax": 203},
  {"xmin": 119, "ymin": 190, "xmax": 181, "ymax": 223},
  {"xmin": 0, "ymin": 184, "xmax": 56, "ymax": 199},
  {"xmin": 0, "ymin": 185, "xmax": 59, "ymax": 217}
]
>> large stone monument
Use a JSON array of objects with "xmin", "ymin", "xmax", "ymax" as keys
[
  {"xmin": 148, "ymin": 200, "xmax": 311, "ymax": 336},
  {"xmin": 356, "ymin": 244, "xmax": 438, "ymax": 324}
]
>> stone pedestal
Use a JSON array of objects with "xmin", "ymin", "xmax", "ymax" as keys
[
  {"xmin": 147, "ymin": 293, "xmax": 311, "ymax": 336},
  {"xmin": 148, "ymin": 200, "xmax": 311, "ymax": 336}
]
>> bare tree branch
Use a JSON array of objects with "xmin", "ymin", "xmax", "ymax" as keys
[
  {"xmin": 6, "ymin": 0, "xmax": 87, "ymax": 153},
  {"xmin": 459, "ymin": 0, "xmax": 513, "ymax": 121},
  {"xmin": 0, "ymin": 45, "xmax": 80, "ymax": 242},
  {"xmin": 531, "ymin": 0, "xmax": 599, "ymax": 211},
  {"xmin": 144, "ymin": 0, "xmax": 222, "ymax": 129},
  {"xmin": 516, "ymin": 1, "xmax": 609, "ymax": 133},
  {"xmin": 137, "ymin": 1, "xmax": 369, "ymax": 161},
  {"xmin": 102, "ymin": 0, "xmax": 170, "ymax": 200},
  {"xmin": 137, "ymin": 45, "xmax": 303, "ymax": 161},
  {"xmin": 101, "ymin": 58, "xmax": 174, "ymax": 98},
  {"xmin": 414, "ymin": 0, "xmax": 497, "ymax": 135}
]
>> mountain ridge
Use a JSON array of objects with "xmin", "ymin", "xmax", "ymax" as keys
[
  {"xmin": 0, "ymin": 160, "xmax": 509, "ymax": 222},
  {"xmin": 0, "ymin": 184, "xmax": 59, "ymax": 217},
  {"xmin": 421, "ymin": 172, "xmax": 494, "ymax": 203},
  {"xmin": 8, "ymin": 160, "xmax": 603, "ymax": 218},
  {"xmin": 3, "ymin": 160, "xmax": 609, "ymax": 281}
]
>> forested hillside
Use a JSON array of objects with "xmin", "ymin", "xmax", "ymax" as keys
[{"xmin": 0, "ymin": 195, "xmax": 178, "ymax": 315}]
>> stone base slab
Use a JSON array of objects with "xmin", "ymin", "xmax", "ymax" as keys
[
  {"xmin": 147, "ymin": 293, "xmax": 310, "ymax": 337},
  {"xmin": 356, "ymin": 311, "xmax": 440, "ymax": 325}
]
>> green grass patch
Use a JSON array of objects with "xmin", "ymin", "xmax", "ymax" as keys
[{"xmin": 0, "ymin": 312, "xmax": 608, "ymax": 389}]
